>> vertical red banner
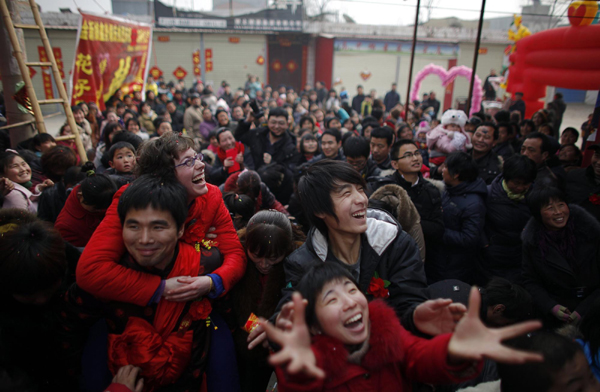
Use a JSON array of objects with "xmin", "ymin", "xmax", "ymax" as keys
[
  {"xmin": 192, "ymin": 50, "xmax": 201, "ymax": 76},
  {"xmin": 205, "ymin": 48, "xmax": 213, "ymax": 73},
  {"xmin": 38, "ymin": 46, "xmax": 54, "ymax": 99},
  {"xmin": 443, "ymin": 58, "xmax": 458, "ymax": 112},
  {"xmin": 53, "ymin": 47, "xmax": 66, "ymax": 92}
]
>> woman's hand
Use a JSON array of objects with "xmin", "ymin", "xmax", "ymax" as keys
[
  {"xmin": 414, "ymin": 298, "xmax": 467, "ymax": 336},
  {"xmin": 205, "ymin": 226, "xmax": 217, "ymax": 239},
  {"xmin": 448, "ymin": 287, "xmax": 543, "ymax": 365},
  {"xmin": 0, "ymin": 177, "xmax": 14, "ymax": 196},
  {"xmin": 163, "ymin": 276, "xmax": 212, "ymax": 301},
  {"xmin": 235, "ymin": 152, "xmax": 244, "ymax": 164},
  {"xmin": 37, "ymin": 179, "xmax": 54, "ymax": 193},
  {"xmin": 248, "ymin": 300, "xmax": 299, "ymax": 350},
  {"xmin": 551, "ymin": 305, "xmax": 571, "ymax": 322},
  {"xmin": 112, "ymin": 365, "xmax": 144, "ymax": 392},
  {"xmin": 260, "ymin": 292, "xmax": 325, "ymax": 379}
]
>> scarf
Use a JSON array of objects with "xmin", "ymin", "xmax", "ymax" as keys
[
  {"xmin": 19, "ymin": 181, "xmax": 33, "ymax": 190},
  {"xmin": 502, "ymin": 179, "xmax": 526, "ymax": 201},
  {"xmin": 107, "ymin": 243, "xmax": 212, "ymax": 391},
  {"xmin": 216, "ymin": 142, "xmax": 245, "ymax": 174}
]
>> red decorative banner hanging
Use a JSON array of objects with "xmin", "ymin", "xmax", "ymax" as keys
[
  {"xmin": 149, "ymin": 65, "xmax": 163, "ymax": 79},
  {"xmin": 286, "ymin": 60, "xmax": 298, "ymax": 73},
  {"xmin": 70, "ymin": 12, "xmax": 153, "ymax": 109},
  {"xmin": 38, "ymin": 46, "xmax": 54, "ymax": 99},
  {"xmin": 173, "ymin": 66, "xmax": 188, "ymax": 80},
  {"xmin": 192, "ymin": 50, "xmax": 201, "ymax": 76},
  {"xmin": 205, "ymin": 48, "xmax": 213, "ymax": 73},
  {"xmin": 256, "ymin": 55, "xmax": 265, "ymax": 65}
]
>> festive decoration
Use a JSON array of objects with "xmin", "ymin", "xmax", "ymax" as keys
[
  {"xmin": 410, "ymin": 64, "xmax": 483, "ymax": 116},
  {"xmin": 256, "ymin": 55, "xmax": 265, "ymax": 65},
  {"xmin": 243, "ymin": 313, "xmax": 260, "ymax": 333},
  {"xmin": 506, "ymin": 23, "xmax": 600, "ymax": 118},
  {"xmin": 173, "ymin": 66, "xmax": 188, "ymax": 80},
  {"xmin": 568, "ymin": 1, "xmax": 598, "ymax": 27},
  {"xmin": 272, "ymin": 59, "xmax": 282, "ymax": 72},
  {"xmin": 192, "ymin": 50, "xmax": 201, "ymax": 76},
  {"xmin": 205, "ymin": 48, "xmax": 213, "ymax": 73},
  {"xmin": 367, "ymin": 272, "xmax": 390, "ymax": 299},
  {"xmin": 359, "ymin": 70, "xmax": 371, "ymax": 81},
  {"xmin": 286, "ymin": 60, "xmax": 298, "ymax": 73},
  {"xmin": 38, "ymin": 46, "xmax": 54, "ymax": 99},
  {"xmin": 149, "ymin": 65, "xmax": 163, "ymax": 79},
  {"xmin": 228, "ymin": 37, "xmax": 240, "ymax": 44},
  {"xmin": 13, "ymin": 82, "xmax": 33, "ymax": 115}
]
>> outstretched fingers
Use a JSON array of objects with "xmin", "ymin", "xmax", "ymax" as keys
[
  {"xmin": 260, "ymin": 318, "xmax": 285, "ymax": 346},
  {"xmin": 497, "ymin": 320, "xmax": 543, "ymax": 341}
]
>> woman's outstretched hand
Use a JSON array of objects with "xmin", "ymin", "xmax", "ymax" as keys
[
  {"xmin": 448, "ymin": 287, "xmax": 543, "ymax": 365},
  {"xmin": 414, "ymin": 298, "xmax": 467, "ymax": 336},
  {"xmin": 260, "ymin": 292, "xmax": 325, "ymax": 380}
]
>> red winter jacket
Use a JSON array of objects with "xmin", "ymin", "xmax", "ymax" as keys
[
  {"xmin": 276, "ymin": 300, "xmax": 481, "ymax": 392},
  {"xmin": 76, "ymin": 183, "xmax": 246, "ymax": 306},
  {"xmin": 55, "ymin": 184, "xmax": 106, "ymax": 247}
]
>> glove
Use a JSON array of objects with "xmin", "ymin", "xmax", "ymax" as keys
[{"xmin": 551, "ymin": 305, "xmax": 571, "ymax": 322}]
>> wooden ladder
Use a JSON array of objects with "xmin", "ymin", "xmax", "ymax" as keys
[{"xmin": 0, "ymin": 0, "xmax": 87, "ymax": 162}]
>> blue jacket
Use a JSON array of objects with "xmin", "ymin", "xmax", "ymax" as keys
[{"xmin": 426, "ymin": 178, "xmax": 487, "ymax": 284}]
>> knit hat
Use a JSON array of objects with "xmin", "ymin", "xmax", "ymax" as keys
[
  {"xmin": 441, "ymin": 110, "xmax": 467, "ymax": 128},
  {"xmin": 416, "ymin": 121, "xmax": 430, "ymax": 135}
]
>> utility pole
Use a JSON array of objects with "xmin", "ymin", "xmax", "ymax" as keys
[
  {"xmin": 466, "ymin": 0, "xmax": 486, "ymax": 115},
  {"xmin": 405, "ymin": 0, "xmax": 420, "ymax": 114},
  {"xmin": 0, "ymin": 0, "xmax": 36, "ymax": 147}
]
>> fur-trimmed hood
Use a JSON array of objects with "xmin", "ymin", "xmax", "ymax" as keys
[
  {"xmin": 521, "ymin": 204, "xmax": 600, "ymax": 246},
  {"xmin": 370, "ymin": 184, "xmax": 421, "ymax": 232}
]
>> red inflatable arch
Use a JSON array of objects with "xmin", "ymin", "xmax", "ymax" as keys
[{"xmin": 506, "ymin": 24, "xmax": 600, "ymax": 118}]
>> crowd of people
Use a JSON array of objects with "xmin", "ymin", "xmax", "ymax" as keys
[{"xmin": 0, "ymin": 72, "xmax": 599, "ymax": 392}]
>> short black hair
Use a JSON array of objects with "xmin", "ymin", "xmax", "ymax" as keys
[
  {"xmin": 215, "ymin": 127, "xmax": 234, "ymax": 144},
  {"xmin": 477, "ymin": 122, "xmax": 499, "ymax": 140},
  {"xmin": 445, "ymin": 152, "xmax": 479, "ymax": 182},
  {"xmin": 71, "ymin": 105, "xmax": 83, "ymax": 114},
  {"xmin": 370, "ymin": 126, "xmax": 394, "ymax": 146},
  {"xmin": 297, "ymin": 262, "xmax": 359, "ymax": 330},
  {"xmin": 80, "ymin": 162, "xmax": 119, "ymax": 210},
  {"xmin": 526, "ymin": 186, "xmax": 567, "ymax": 223},
  {"xmin": 371, "ymin": 108, "xmax": 384, "ymax": 121},
  {"xmin": 561, "ymin": 127, "xmax": 579, "ymax": 140},
  {"xmin": 32, "ymin": 133, "xmax": 56, "ymax": 149},
  {"xmin": 493, "ymin": 110, "xmax": 510, "ymax": 124},
  {"xmin": 299, "ymin": 116, "xmax": 315, "ymax": 129},
  {"xmin": 485, "ymin": 277, "xmax": 533, "ymax": 322},
  {"xmin": 497, "ymin": 122, "xmax": 514, "ymax": 136},
  {"xmin": 390, "ymin": 139, "xmax": 418, "ymax": 160},
  {"xmin": 299, "ymin": 133, "xmax": 319, "ymax": 155},
  {"xmin": 503, "ymin": 155, "xmax": 537, "ymax": 183},
  {"xmin": 125, "ymin": 117, "xmax": 141, "ymax": 129},
  {"xmin": 117, "ymin": 174, "xmax": 188, "ymax": 230},
  {"xmin": 343, "ymin": 136, "xmax": 370, "ymax": 159},
  {"xmin": 322, "ymin": 128, "xmax": 342, "ymax": 143},
  {"xmin": 0, "ymin": 210, "xmax": 66, "ymax": 295},
  {"xmin": 153, "ymin": 116, "xmax": 170, "ymax": 130},
  {"xmin": 298, "ymin": 160, "xmax": 366, "ymax": 235},
  {"xmin": 520, "ymin": 119, "xmax": 535, "ymax": 131},
  {"xmin": 497, "ymin": 332, "xmax": 583, "ymax": 392},
  {"xmin": 108, "ymin": 141, "xmax": 136, "ymax": 162},
  {"xmin": 268, "ymin": 107, "xmax": 288, "ymax": 119},
  {"xmin": 524, "ymin": 132, "xmax": 552, "ymax": 154},
  {"xmin": 242, "ymin": 210, "xmax": 294, "ymax": 261}
]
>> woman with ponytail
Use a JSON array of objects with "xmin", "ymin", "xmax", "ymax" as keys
[{"xmin": 55, "ymin": 161, "xmax": 118, "ymax": 247}]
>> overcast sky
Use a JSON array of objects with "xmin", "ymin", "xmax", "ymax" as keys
[{"xmin": 37, "ymin": 0, "xmax": 535, "ymax": 26}]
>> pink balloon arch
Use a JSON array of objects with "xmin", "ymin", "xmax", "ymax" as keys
[{"xmin": 410, "ymin": 64, "xmax": 483, "ymax": 117}]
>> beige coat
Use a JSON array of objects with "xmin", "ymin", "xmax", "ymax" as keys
[{"xmin": 183, "ymin": 106, "xmax": 204, "ymax": 141}]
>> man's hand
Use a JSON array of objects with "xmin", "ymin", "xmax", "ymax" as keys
[
  {"xmin": 223, "ymin": 157, "xmax": 234, "ymax": 168},
  {"xmin": 263, "ymin": 153, "xmax": 272, "ymax": 165},
  {"xmin": 448, "ymin": 287, "xmax": 543, "ymax": 365},
  {"xmin": 205, "ymin": 226, "xmax": 217, "ymax": 239},
  {"xmin": 568, "ymin": 311, "xmax": 581, "ymax": 325},
  {"xmin": 414, "ymin": 298, "xmax": 467, "ymax": 336},
  {"xmin": 235, "ymin": 152, "xmax": 244, "ymax": 164},
  {"xmin": 111, "ymin": 365, "xmax": 144, "ymax": 392},
  {"xmin": 163, "ymin": 276, "xmax": 212, "ymax": 301}
]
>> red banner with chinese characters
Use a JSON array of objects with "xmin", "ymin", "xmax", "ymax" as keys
[
  {"xmin": 205, "ymin": 48, "xmax": 213, "ymax": 73},
  {"xmin": 38, "ymin": 46, "xmax": 54, "ymax": 99},
  {"xmin": 192, "ymin": 50, "xmax": 201, "ymax": 76},
  {"xmin": 70, "ymin": 12, "xmax": 152, "ymax": 110}
]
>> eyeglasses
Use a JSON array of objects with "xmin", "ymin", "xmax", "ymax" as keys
[
  {"xmin": 175, "ymin": 153, "xmax": 203, "ymax": 168},
  {"xmin": 395, "ymin": 151, "xmax": 422, "ymax": 160}
]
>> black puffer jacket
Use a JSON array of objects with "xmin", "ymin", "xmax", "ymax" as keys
[
  {"xmin": 273, "ymin": 209, "xmax": 428, "ymax": 320},
  {"xmin": 482, "ymin": 175, "xmax": 531, "ymax": 281},
  {"xmin": 521, "ymin": 205, "xmax": 600, "ymax": 320},
  {"xmin": 566, "ymin": 165, "xmax": 600, "ymax": 222},
  {"xmin": 427, "ymin": 178, "xmax": 487, "ymax": 284},
  {"xmin": 474, "ymin": 150, "xmax": 502, "ymax": 185}
]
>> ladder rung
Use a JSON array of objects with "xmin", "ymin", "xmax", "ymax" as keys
[
  {"xmin": 0, "ymin": 119, "xmax": 35, "ymax": 131},
  {"xmin": 13, "ymin": 23, "xmax": 40, "ymax": 30},
  {"xmin": 38, "ymin": 98, "xmax": 64, "ymax": 104},
  {"xmin": 54, "ymin": 134, "xmax": 77, "ymax": 141},
  {"xmin": 26, "ymin": 61, "xmax": 52, "ymax": 67}
]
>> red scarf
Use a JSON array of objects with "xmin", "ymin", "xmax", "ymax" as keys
[
  {"xmin": 216, "ymin": 142, "xmax": 245, "ymax": 174},
  {"xmin": 107, "ymin": 243, "xmax": 212, "ymax": 391}
]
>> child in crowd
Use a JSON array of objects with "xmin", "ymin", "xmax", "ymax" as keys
[
  {"xmin": 261, "ymin": 262, "xmax": 542, "ymax": 392},
  {"xmin": 105, "ymin": 141, "xmax": 137, "ymax": 183},
  {"xmin": 414, "ymin": 121, "xmax": 430, "ymax": 167},
  {"xmin": 426, "ymin": 109, "xmax": 472, "ymax": 167}
]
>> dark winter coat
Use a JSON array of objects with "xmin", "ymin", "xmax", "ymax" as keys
[
  {"xmin": 37, "ymin": 181, "xmax": 69, "ymax": 223},
  {"xmin": 427, "ymin": 178, "xmax": 487, "ymax": 284},
  {"xmin": 370, "ymin": 172, "xmax": 444, "ymax": 256},
  {"xmin": 474, "ymin": 150, "xmax": 502, "ymax": 185},
  {"xmin": 482, "ymin": 175, "xmax": 531, "ymax": 281},
  {"xmin": 521, "ymin": 205, "xmax": 600, "ymax": 319},
  {"xmin": 383, "ymin": 90, "xmax": 400, "ymax": 111},
  {"xmin": 566, "ymin": 165, "xmax": 600, "ymax": 222},
  {"xmin": 352, "ymin": 94, "xmax": 365, "ymax": 114},
  {"xmin": 273, "ymin": 209, "xmax": 428, "ymax": 321},
  {"xmin": 492, "ymin": 141, "xmax": 514, "ymax": 160}
]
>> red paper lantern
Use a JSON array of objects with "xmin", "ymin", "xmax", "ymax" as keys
[
  {"xmin": 149, "ymin": 66, "xmax": 163, "ymax": 79},
  {"xmin": 286, "ymin": 60, "xmax": 298, "ymax": 73},
  {"xmin": 256, "ymin": 55, "xmax": 265, "ymax": 65},
  {"xmin": 173, "ymin": 66, "xmax": 188, "ymax": 80},
  {"xmin": 272, "ymin": 59, "xmax": 282, "ymax": 72}
]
